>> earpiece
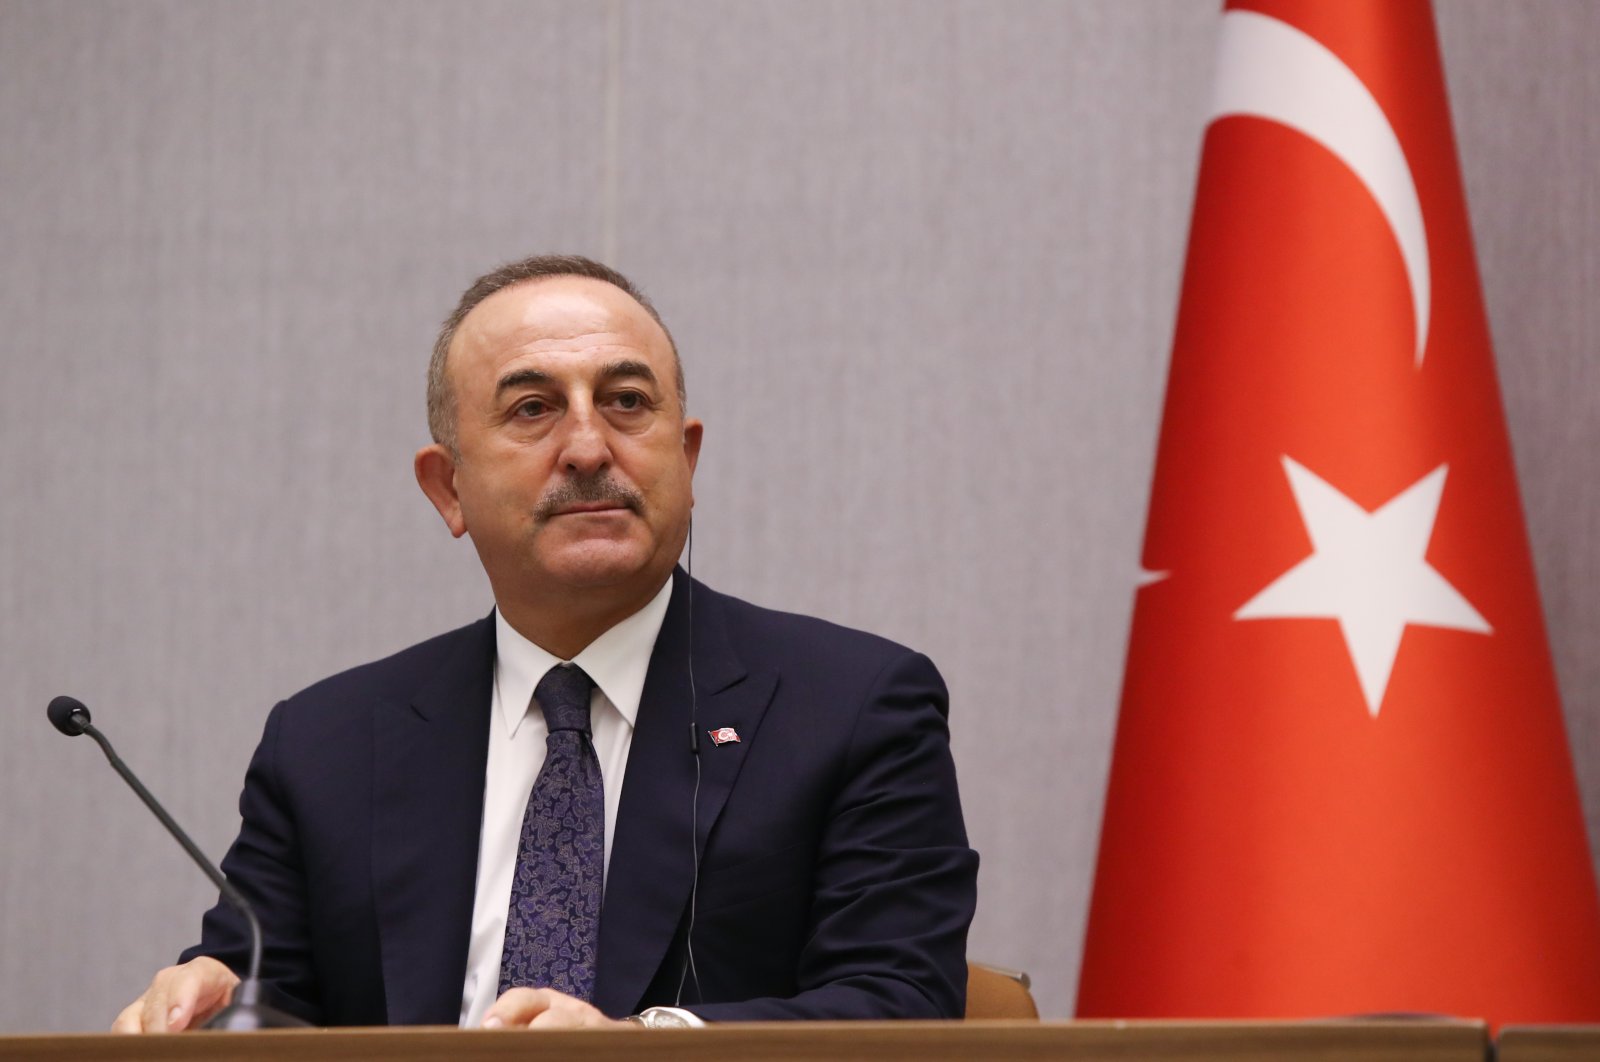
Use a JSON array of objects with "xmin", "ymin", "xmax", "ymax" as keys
[{"xmin": 676, "ymin": 518, "xmax": 702, "ymax": 1006}]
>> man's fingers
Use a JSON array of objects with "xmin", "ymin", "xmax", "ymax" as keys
[
  {"xmin": 186, "ymin": 986, "xmax": 235, "ymax": 1029},
  {"xmin": 173, "ymin": 959, "xmax": 238, "ymax": 1030},
  {"xmin": 110, "ymin": 1000, "xmax": 143, "ymax": 1034},
  {"xmin": 482, "ymin": 987, "xmax": 554, "ymax": 1028},
  {"xmin": 136, "ymin": 976, "xmax": 177, "ymax": 1034},
  {"xmin": 164, "ymin": 980, "xmax": 200, "ymax": 1033},
  {"xmin": 528, "ymin": 1005, "xmax": 596, "ymax": 1028},
  {"xmin": 483, "ymin": 986, "xmax": 620, "ymax": 1029},
  {"xmin": 121, "ymin": 958, "xmax": 240, "ymax": 1033}
]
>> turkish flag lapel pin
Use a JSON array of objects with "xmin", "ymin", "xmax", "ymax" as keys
[{"xmin": 708, "ymin": 727, "xmax": 740, "ymax": 746}]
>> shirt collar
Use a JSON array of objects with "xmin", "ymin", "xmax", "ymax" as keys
[{"xmin": 493, "ymin": 575, "xmax": 675, "ymax": 738}]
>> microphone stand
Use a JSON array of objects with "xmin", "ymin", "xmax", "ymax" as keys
[{"xmin": 49, "ymin": 696, "xmax": 307, "ymax": 1030}]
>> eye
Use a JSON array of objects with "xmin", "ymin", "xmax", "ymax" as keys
[
  {"xmin": 515, "ymin": 397, "xmax": 549, "ymax": 418},
  {"xmin": 611, "ymin": 390, "xmax": 648, "ymax": 412}
]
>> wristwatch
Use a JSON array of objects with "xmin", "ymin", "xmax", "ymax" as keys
[{"xmin": 625, "ymin": 1006, "xmax": 699, "ymax": 1028}]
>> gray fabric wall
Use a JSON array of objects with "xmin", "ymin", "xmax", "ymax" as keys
[{"xmin": 1, "ymin": 0, "xmax": 1595, "ymax": 1032}]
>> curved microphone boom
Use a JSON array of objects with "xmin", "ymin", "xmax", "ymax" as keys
[{"xmin": 46, "ymin": 695, "xmax": 307, "ymax": 1030}]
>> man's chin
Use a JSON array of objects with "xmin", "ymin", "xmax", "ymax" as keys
[{"xmin": 536, "ymin": 542, "xmax": 660, "ymax": 590}]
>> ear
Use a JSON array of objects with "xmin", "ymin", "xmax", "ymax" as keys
[
  {"xmin": 415, "ymin": 443, "xmax": 468, "ymax": 538},
  {"xmin": 682, "ymin": 417, "xmax": 704, "ymax": 478}
]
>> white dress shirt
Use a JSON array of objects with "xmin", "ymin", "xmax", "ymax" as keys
[{"xmin": 459, "ymin": 578, "xmax": 673, "ymax": 1027}]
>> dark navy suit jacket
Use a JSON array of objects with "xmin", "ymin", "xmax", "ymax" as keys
[{"xmin": 183, "ymin": 571, "xmax": 978, "ymax": 1023}]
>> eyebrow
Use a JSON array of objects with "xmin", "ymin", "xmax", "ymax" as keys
[
  {"xmin": 595, "ymin": 359, "xmax": 660, "ymax": 389},
  {"xmin": 494, "ymin": 368, "xmax": 552, "ymax": 399},
  {"xmin": 494, "ymin": 359, "xmax": 660, "ymax": 400}
]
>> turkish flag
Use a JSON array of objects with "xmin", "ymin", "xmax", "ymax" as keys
[{"xmin": 1077, "ymin": 0, "xmax": 1600, "ymax": 1026}]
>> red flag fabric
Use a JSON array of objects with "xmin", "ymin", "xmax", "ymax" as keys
[{"xmin": 1077, "ymin": 0, "xmax": 1600, "ymax": 1026}]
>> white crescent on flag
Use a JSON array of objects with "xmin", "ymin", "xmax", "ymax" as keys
[{"xmin": 1210, "ymin": 10, "xmax": 1431, "ymax": 366}]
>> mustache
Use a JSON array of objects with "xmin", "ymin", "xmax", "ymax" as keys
[{"xmin": 535, "ymin": 472, "xmax": 645, "ymax": 520}]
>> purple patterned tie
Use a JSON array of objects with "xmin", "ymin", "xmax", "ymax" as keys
[{"xmin": 498, "ymin": 663, "xmax": 604, "ymax": 1001}]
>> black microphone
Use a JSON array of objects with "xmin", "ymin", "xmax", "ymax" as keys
[{"xmin": 46, "ymin": 695, "xmax": 307, "ymax": 1030}]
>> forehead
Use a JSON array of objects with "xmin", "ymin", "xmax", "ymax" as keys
[{"xmin": 449, "ymin": 275, "xmax": 673, "ymax": 387}]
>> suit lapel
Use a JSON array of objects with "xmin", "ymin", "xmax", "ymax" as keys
[
  {"xmin": 372, "ymin": 615, "xmax": 495, "ymax": 1025},
  {"xmin": 593, "ymin": 571, "xmax": 777, "ymax": 1016}
]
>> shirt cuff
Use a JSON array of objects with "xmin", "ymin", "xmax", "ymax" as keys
[{"xmin": 634, "ymin": 1005, "xmax": 706, "ymax": 1028}]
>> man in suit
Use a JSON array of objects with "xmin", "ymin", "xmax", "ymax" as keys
[{"xmin": 113, "ymin": 255, "xmax": 977, "ymax": 1032}]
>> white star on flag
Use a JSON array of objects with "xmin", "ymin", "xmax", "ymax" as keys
[{"xmin": 1235, "ymin": 456, "xmax": 1491, "ymax": 717}]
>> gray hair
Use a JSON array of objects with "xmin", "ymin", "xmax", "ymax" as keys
[{"xmin": 427, "ymin": 254, "xmax": 683, "ymax": 455}]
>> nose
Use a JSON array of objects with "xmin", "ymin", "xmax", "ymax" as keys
[{"xmin": 557, "ymin": 397, "xmax": 612, "ymax": 476}]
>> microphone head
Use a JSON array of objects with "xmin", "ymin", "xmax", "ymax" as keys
[{"xmin": 47, "ymin": 695, "xmax": 92, "ymax": 736}]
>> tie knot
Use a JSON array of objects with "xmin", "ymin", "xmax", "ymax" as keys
[{"xmin": 534, "ymin": 663, "xmax": 595, "ymax": 734}]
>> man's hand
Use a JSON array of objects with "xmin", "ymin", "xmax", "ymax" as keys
[
  {"xmin": 481, "ymin": 987, "xmax": 629, "ymax": 1029},
  {"xmin": 111, "ymin": 956, "xmax": 240, "ymax": 1033}
]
